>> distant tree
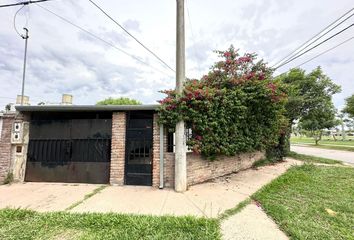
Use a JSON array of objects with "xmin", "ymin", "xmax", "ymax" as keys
[
  {"xmin": 343, "ymin": 94, "xmax": 354, "ymax": 118},
  {"xmin": 277, "ymin": 67, "xmax": 341, "ymax": 147},
  {"xmin": 96, "ymin": 97, "xmax": 142, "ymax": 105},
  {"xmin": 299, "ymin": 102, "xmax": 338, "ymax": 145},
  {"xmin": 5, "ymin": 104, "xmax": 11, "ymax": 111}
]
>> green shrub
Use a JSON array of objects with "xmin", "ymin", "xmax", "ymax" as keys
[{"xmin": 158, "ymin": 46, "xmax": 287, "ymax": 159}]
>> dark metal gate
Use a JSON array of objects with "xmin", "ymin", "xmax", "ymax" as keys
[
  {"xmin": 25, "ymin": 112, "xmax": 112, "ymax": 184},
  {"xmin": 125, "ymin": 111, "xmax": 153, "ymax": 186}
]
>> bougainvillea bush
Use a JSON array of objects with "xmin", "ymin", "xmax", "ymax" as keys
[{"xmin": 158, "ymin": 46, "xmax": 287, "ymax": 159}]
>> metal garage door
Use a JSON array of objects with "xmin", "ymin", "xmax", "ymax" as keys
[{"xmin": 25, "ymin": 112, "xmax": 112, "ymax": 184}]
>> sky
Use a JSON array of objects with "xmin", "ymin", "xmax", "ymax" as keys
[{"xmin": 0, "ymin": 0, "xmax": 353, "ymax": 110}]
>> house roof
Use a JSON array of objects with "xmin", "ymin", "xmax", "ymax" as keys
[{"xmin": 16, "ymin": 104, "xmax": 159, "ymax": 112}]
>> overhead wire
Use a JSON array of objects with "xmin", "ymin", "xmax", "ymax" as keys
[
  {"xmin": 275, "ymin": 23, "xmax": 354, "ymax": 69},
  {"xmin": 88, "ymin": 0, "xmax": 175, "ymax": 73},
  {"xmin": 186, "ymin": 0, "xmax": 201, "ymax": 73},
  {"xmin": 272, "ymin": 7, "xmax": 354, "ymax": 68},
  {"xmin": 0, "ymin": 0, "xmax": 53, "ymax": 8},
  {"xmin": 13, "ymin": 5, "xmax": 26, "ymax": 37},
  {"xmin": 294, "ymin": 36, "xmax": 354, "ymax": 68},
  {"xmin": 275, "ymin": 36, "xmax": 354, "ymax": 77},
  {"xmin": 35, "ymin": 3, "xmax": 173, "ymax": 77}
]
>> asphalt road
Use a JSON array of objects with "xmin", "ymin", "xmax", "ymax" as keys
[{"xmin": 291, "ymin": 145, "xmax": 354, "ymax": 165}]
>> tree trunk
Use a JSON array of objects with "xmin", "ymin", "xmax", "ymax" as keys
[{"xmin": 315, "ymin": 131, "xmax": 322, "ymax": 145}]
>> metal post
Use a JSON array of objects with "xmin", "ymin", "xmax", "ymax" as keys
[
  {"xmin": 21, "ymin": 28, "xmax": 29, "ymax": 106},
  {"xmin": 175, "ymin": 0, "xmax": 187, "ymax": 192}
]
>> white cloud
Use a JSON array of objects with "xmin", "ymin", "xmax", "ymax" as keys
[{"xmin": 0, "ymin": 0, "xmax": 353, "ymax": 110}]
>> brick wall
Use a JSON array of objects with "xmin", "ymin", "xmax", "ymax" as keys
[
  {"xmin": 110, "ymin": 112, "xmax": 126, "ymax": 185},
  {"xmin": 152, "ymin": 114, "xmax": 160, "ymax": 187},
  {"xmin": 0, "ymin": 113, "xmax": 16, "ymax": 183},
  {"xmin": 163, "ymin": 151, "xmax": 265, "ymax": 188}
]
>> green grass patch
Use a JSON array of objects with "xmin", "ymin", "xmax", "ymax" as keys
[
  {"xmin": 291, "ymin": 137, "xmax": 354, "ymax": 146},
  {"xmin": 65, "ymin": 185, "xmax": 107, "ymax": 211},
  {"xmin": 287, "ymin": 151, "xmax": 342, "ymax": 165},
  {"xmin": 0, "ymin": 209, "xmax": 221, "ymax": 240},
  {"xmin": 291, "ymin": 137, "xmax": 354, "ymax": 152},
  {"xmin": 218, "ymin": 198, "xmax": 251, "ymax": 220},
  {"xmin": 253, "ymin": 164, "xmax": 354, "ymax": 240},
  {"xmin": 307, "ymin": 144, "xmax": 354, "ymax": 152}
]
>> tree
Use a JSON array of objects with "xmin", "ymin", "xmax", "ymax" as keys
[
  {"xmin": 343, "ymin": 94, "xmax": 354, "ymax": 118},
  {"xmin": 299, "ymin": 102, "xmax": 338, "ymax": 144},
  {"xmin": 277, "ymin": 67, "xmax": 341, "ymax": 146},
  {"xmin": 96, "ymin": 97, "xmax": 141, "ymax": 105}
]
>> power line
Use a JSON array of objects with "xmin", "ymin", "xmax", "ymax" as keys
[
  {"xmin": 275, "ymin": 23, "xmax": 354, "ymax": 69},
  {"xmin": 186, "ymin": 0, "xmax": 201, "ymax": 72},
  {"xmin": 35, "ymin": 3, "xmax": 173, "ymax": 77},
  {"xmin": 13, "ymin": 5, "xmax": 26, "ymax": 37},
  {"xmin": 276, "ymin": 36, "xmax": 354, "ymax": 77},
  {"xmin": 295, "ymin": 36, "xmax": 354, "ymax": 68},
  {"xmin": 0, "ymin": 0, "xmax": 52, "ymax": 8},
  {"xmin": 272, "ymin": 7, "xmax": 354, "ymax": 68},
  {"xmin": 88, "ymin": 0, "xmax": 175, "ymax": 73},
  {"xmin": 274, "ymin": 11, "xmax": 354, "ymax": 69}
]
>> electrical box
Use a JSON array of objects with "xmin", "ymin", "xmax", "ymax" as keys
[{"xmin": 11, "ymin": 122, "xmax": 23, "ymax": 144}]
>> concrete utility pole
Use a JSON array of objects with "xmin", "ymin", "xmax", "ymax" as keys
[
  {"xmin": 175, "ymin": 0, "xmax": 187, "ymax": 192},
  {"xmin": 21, "ymin": 28, "xmax": 29, "ymax": 106}
]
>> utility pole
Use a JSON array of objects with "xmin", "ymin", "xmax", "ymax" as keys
[
  {"xmin": 175, "ymin": 0, "xmax": 187, "ymax": 192},
  {"xmin": 21, "ymin": 27, "xmax": 29, "ymax": 105}
]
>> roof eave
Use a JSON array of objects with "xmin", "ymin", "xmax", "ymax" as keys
[{"xmin": 15, "ymin": 104, "xmax": 159, "ymax": 112}]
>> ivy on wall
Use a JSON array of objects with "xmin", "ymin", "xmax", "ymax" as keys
[{"xmin": 158, "ymin": 46, "xmax": 287, "ymax": 159}]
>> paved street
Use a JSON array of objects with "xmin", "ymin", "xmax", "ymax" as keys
[{"xmin": 291, "ymin": 145, "xmax": 354, "ymax": 165}]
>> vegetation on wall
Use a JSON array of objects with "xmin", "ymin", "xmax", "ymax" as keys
[
  {"xmin": 96, "ymin": 97, "xmax": 142, "ymax": 105},
  {"xmin": 158, "ymin": 46, "xmax": 287, "ymax": 159}
]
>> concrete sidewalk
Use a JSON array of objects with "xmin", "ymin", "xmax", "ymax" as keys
[
  {"xmin": 291, "ymin": 145, "xmax": 354, "ymax": 165},
  {"xmin": 222, "ymin": 203, "xmax": 288, "ymax": 240},
  {"xmin": 0, "ymin": 183, "xmax": 98, "ymax": 212},
  {"xmin": 71, "ymin": 159, "xmax": 300, "ymax": 217},
  {"xmin": 0, "ymin": 159, "xmax": 300, "ymax": 217}
]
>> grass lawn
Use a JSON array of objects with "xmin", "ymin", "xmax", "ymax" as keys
[
  {"xmin": 291, "ymin": 136, "xmax": 354, "ymax": 146},
  {"xmin": 253, "ymin": 164, "xmax": 354, "ymax": 240},
  {"xmin": 287, "ymin": 151, "xmax": 342, "ymax": 165},
  {"xmin": 291, "ymin": 137, "xmax": 354, "ymax": 152},
  {"xmin": 0, "ymin": 209, "xmax": 220, "ymax": 240}
]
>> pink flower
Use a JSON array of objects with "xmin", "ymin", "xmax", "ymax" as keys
[
  {"xmin": 238, "ymin": 56, "xmax": 251, "ymax": 63},
  {"xmin": 258, "ymin": 73, "xmax": 265, "ymax": 80},
  {"xmin": 267, "ymin": 83, "xmax": 277, "ymax": 91},
  {"xmin": 224, "ymin": 52, "xmax": 231, "ymax": 58},
  {"xmin": 246, "ymin": 72, "xmax": 255, "ymax": 80},
  {"xmin": 195, "ymin": 135, "xmax": 202, "ymax": 141}
]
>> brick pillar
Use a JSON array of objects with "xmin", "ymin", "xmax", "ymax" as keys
[
  {"xmin": 110, "ymin": 112, "xmax": 126, "ymax": 185},
  {"xmin": 0, "ymin": 113, "xmax": 16, "ymax": 183},
  {"xmin": 152, "ymin": 114, "xmax": 160, "ymax": 187}
]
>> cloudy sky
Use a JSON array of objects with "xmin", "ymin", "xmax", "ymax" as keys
[{"xmin": 0, "ymin": 0, "xmax": 353, "ymax": 110}]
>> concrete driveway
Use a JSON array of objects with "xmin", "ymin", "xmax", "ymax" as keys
[
  {"xmin": 291, "ymin": 145, "xmax": 354, "ymax": 165},
  {"xmin": 0, "ymin": 159, "xmax": 300, "ymax": 217}
]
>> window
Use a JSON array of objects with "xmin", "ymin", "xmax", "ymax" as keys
[{"xmin": 167, "ymin": 128, "xmax": 193, "ymax": 153}]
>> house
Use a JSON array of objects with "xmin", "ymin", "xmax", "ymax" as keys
[{"xmin": 0, "ymin": 103, "xmax": 265, "ymax": 189}]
